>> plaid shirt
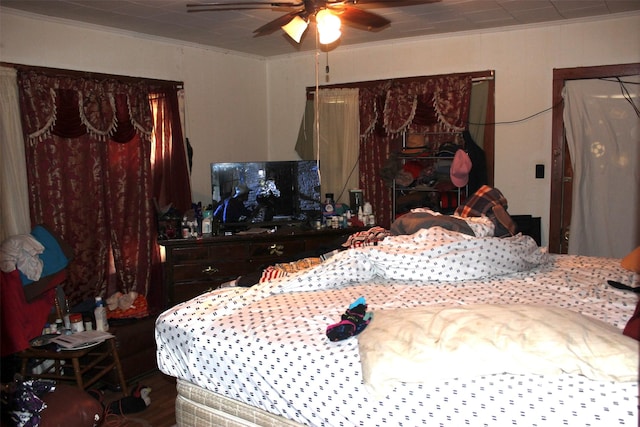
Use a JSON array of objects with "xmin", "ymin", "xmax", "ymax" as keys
[{"xmin": 455, "ymin": 185, "xmax": 517, "ymax": 237}]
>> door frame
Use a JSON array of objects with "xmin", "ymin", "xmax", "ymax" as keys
[{"xmin": 549, "ymin": 63, "xmax": 640, "ymax": 254}]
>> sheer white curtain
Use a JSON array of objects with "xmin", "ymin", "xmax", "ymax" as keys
[
  {"xmin": 468, "ymin": 80, "xmax": 489, "ymax": 148},
  {"xmin": 563, "ymin": 77, "xmax": 640, "ymax": 258},
  {"xmin": 0, "ymin": 67, "xmax": 31, "ymax": 241},
  {"xmin": 315, "ymin": 88, "xmax": 360, "ymax": 205}
]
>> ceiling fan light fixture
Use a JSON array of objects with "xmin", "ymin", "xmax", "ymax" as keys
[
  {"xmin": 316, "ymin": 9, "xmax": 341, "ymax": 45},
  {"xmin": 282, "ymin": 15, "xmax": 309, "ymax": 43}
]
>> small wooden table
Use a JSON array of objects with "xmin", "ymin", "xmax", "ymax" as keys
[{"xmin": 18, "ymin": 336, "xmax": 128, "ymax": 395}]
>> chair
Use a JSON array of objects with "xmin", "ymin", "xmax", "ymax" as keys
[{"xmin": 0, "ymin": 225, "xmax": 73, "ymax": 357}]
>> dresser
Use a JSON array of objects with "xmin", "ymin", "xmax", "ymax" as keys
[{"xmin": 160, "ymin": 227, "xmax": 363, "ymax": 307}]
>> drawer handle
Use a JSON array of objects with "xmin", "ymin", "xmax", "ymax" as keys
[
  {"xmin": 202, "ymin": 266, "xmax": 219, "ymax": 275},
  {"xmin": 269, "ymin": 244, "xmax": 284, "ymax": 256}
]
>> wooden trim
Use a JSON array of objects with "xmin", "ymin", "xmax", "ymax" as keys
[
  {"xmin": 0, "ymin": 62, "xmax": 183, "ymax": 88},
  {"xmin": 548, "ymin": 63, "xmax": 640, "ymax": 253},
  {"xmin": 548, "ymin": 73, "xmax": 566, "ymax": 254},
  {"xmin": 484, "ymin": 75, "xmax": 496, "ymax": 187},
  {"xmin": 305, "ymin": 70, "xmax": 494, "ymax": 95},
  {"xmin": 551, "ymin": 63, "xmax": 640, "ymax": 81}
]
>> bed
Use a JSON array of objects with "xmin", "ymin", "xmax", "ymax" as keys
[{"xmin": 155, "ymin": 223, "xmax": 639, "ymax": 427}]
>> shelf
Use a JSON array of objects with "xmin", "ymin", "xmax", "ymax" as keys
[
  {"xmin": 397, "ymin": 153, "xmax": 453, "ymax": 160},
  {"xmin": 393, "ymin": 134, "xmax": 468, "ymax": 219},
  {"xmin": 394, "ymin": 184, "xmax": 463, "ymax": 192},
  {"xmin": 392, "ymin": 161, "xmax": 466, "ymax": 218}
]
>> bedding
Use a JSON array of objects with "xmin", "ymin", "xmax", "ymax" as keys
[
  {"xmin": 358, "ymin": 305, "xmax": 638, "ymax": 397},
  {"xmin": 388, "ymin": 209, "xmax": 493, "ymax": 237},
  {"xmin": 156, "ymin": 228, "xmax": 639, "ymax": 426}
]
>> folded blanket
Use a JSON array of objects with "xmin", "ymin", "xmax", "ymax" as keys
[
  {"xmin": 0, "ymin": 234, "xmax": 44, "ymax": 280},
  {"xmin": 455, "ymin": 185, "xmax": 517, "ymax": 237}
]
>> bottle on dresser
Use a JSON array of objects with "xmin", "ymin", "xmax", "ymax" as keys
[
  {"xmin": 322, "ymin": 193, "xmax": 335, "ymax": 226},
  {"xmin": 94, "ymin": 296, "xmax": 109, "ymax": 331}
]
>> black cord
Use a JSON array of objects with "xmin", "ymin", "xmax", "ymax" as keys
[
  {"xmin": 614, "ymin": 77, "xmax": 640, "ymax": 117},
  {"xmin": 465, "ymin": 99, "xmax": 564, "ymax": 126},
  {"xmin": 598, "ymin": 77, "xmax": 640, "ymax": 85},
  {"xmin": 465, "ymin": 77, "xmax": 639, "ymax": 126},
  {"xmin": 335, "ymin": 158, "xmax": 360, "ymax": 203}
]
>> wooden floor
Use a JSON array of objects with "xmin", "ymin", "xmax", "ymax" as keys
[{"xmin": 101, "ymin": 369, "xmax": 178, "ymax": 427}]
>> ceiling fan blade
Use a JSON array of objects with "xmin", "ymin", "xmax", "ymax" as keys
[
  {"xmin": 187, "ymin": 2, "xmax": 302, "ymax": 12},
  {"xmin": 339, "ymin": 0, "xmax": 440, "ymax": 6},
  {"xmin": 335, "ymin": 6, "xmax": 390, "ymax": 30},
  {"xmin": 253, "ymin": 11, "xmax": 302, "ymax": 37}
]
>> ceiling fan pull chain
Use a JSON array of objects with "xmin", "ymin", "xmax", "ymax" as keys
[{"xmin": 325, "ymin": 51, "xmax": 330, "ymax": 82}]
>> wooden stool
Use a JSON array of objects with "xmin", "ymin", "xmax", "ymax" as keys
[{"xmin": 18, "ymin": 336, "xmax": 128, "ymax": 395}]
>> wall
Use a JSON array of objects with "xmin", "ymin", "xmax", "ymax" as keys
[
  {"xmin": 0, "ymin": 10, "xmax": 269, "ymax": 205},
  {"xmin": 266, "ymin": 13, "xmax": 640, "ymax": 245},
  {"xmin": 2, "ymin": 10, "xmax": 639, "ymax": 246}
]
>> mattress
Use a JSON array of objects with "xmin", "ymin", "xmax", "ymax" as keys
[
  {"xmin": 175, "ymin": 379, "xmax": 302, "ymax": 427},
  {"xmin": 156, "ymin": 229, "xmax": 639, "ymax": 426}
]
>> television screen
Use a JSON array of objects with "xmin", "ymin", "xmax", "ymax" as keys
[{"xmin": 210, "ymin": 160, "xmax": 321, "ymax": 228}]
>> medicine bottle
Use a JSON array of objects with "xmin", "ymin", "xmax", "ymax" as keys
[{"xmin": 94, "ymin": 297, "xmax": 109, "ymax": 332}]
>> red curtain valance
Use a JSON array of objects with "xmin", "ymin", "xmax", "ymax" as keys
[
  {"xmin": 17, "ymin": 71, "xmax": 153, "ymax": 145},
  {"xmin": 359, "ymin": 75, "xmax": 473, "ymax": 137},
  {"xmin": 359, "ymin": 83, "xmax": 388, "ymax": 137}
]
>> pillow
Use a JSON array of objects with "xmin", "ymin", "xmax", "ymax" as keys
[
  {"xmin": 28, "ymin": 225, "xmax": 70, "ymax": 279},
  {"xmin": 358, "ymin": 305, "xmax": 639, "ymax": 397},
  {"xmin": 621, "ymin": 246, "xmax": 640, "ymax": 273}
]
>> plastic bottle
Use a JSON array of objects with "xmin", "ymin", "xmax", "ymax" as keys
[
  {"xmin": 181, "ymin": 216, "xmax": 190, "ymax": 239},
  {"xmin": 69, "ymin": 313, "xmax": 84, "ymax": 332},
  {"xmin": 94, "ymin": 296, "xmax": 109, "ymax": 332},
  {"xmin": 322, "ymin": 193, "xmax": 335, "ymax": 225},
  {"xmin": 202, "ymin": 210, "xmax": 212, "ymax": 235},
  {"xmin": 55, "ymin": 318, "xmax": 64, "ymax": 334}
]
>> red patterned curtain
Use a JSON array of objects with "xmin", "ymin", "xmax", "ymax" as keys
[
  {"xmin": 359, "ymin": 75, "xmax": 473, "ymax": 228},
  {"xmin": 149, "ymin": 89, "xmax": 192, "ymax": 213},
  {"xmin": 16, "ymin": 70, "xmax": 181, "ymax": 308}
]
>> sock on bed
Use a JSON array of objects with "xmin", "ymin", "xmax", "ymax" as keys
[
  {"xmin": 349, "ymin": 296, "xmax": 366, "ymax": 309},
  {"xmin": 326, "ymin": 298, "xmax": 372, "ymax": 341}
]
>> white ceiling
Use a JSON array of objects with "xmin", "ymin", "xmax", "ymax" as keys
[{"xmin": 2, "ymin": 0, "xmax": 639, "ymax": 58}]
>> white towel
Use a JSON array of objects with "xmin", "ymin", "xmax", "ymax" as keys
[{"xmin": 0, "ymin": 234, "xmax": 45, "ymax": 280}]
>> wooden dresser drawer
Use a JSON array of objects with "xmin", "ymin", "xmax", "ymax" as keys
[
  {"xmin": 160, "ymin": 227, "xmax": 367, "ymax": 307},
  {"xmin": 247, "ymin": 240, "xmax": 305, "ymax": 260},
  {"xmin": 172, "ymin": 260, "xmax": 249, "ymax": 283},
  {"xmin": 171, "ymin": 243, "xmax": 246, "ymax": 263}
]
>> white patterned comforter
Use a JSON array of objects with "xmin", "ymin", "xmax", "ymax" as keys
[{"xmin": 156, "ymin": 228, "xmax": 639, "ymax": 426}]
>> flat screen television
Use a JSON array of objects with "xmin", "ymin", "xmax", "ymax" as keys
[{"xmin": 210, "ymin": 160, "xmax": 322, "ymax": 230}]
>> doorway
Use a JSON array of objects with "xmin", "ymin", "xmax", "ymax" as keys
[{"xmin": 549, "ymin": 63, "xmax": 640, "ymax": 254}]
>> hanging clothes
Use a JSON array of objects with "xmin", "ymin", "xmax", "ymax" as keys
[{"xmin": 463, "ymin": 130, "xmax": 488, "ymax": 195}]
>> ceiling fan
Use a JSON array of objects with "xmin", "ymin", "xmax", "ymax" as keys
[{"xmin": 187, "ymin": 0, "xmax": 441, "ymax": 45}]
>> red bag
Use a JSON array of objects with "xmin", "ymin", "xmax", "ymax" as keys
[{"xmin": 623, "ymin": 298, "xmax": 640, "ymax": 341}]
